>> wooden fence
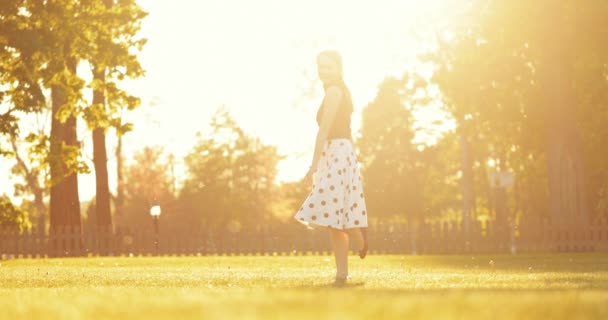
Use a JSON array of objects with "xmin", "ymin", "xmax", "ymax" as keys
[{"xmin": 2, "ymin": 219, "xmax": 608, "ymax": 258}]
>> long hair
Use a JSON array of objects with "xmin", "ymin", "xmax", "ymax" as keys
[
  {"xmin": 317, "ymin": 50, "xmax": 352, "ymax": 113},
  {"xmin": 317, "ymin": 50, "xmax": 343, "ymax": 78}
]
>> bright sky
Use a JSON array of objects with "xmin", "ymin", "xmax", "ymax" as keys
[{"xmin": 1, "ymin": 0, "xmax": 464, "ymax": 202}]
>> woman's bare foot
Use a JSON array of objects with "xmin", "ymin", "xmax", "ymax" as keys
[
  {"xmin": 334, "ymin": 277, "xmax": 346, "ymax": 286},
  {"xmin": 334, "ymin": 274, "xmax": 350, "ymax": 286}
]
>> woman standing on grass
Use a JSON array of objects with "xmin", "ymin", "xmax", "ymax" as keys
[{"xmin": 294, "ymin": 50, "xmax": 369, "ymax": 285}]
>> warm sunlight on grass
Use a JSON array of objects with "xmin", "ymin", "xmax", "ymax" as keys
[
  {"xmin": 3, "ymin": 1, "xmax": 608, "ymax": 319},
  {"xmin": 1, "ymin": 253, "xmax": 607, "ymax": 319}
]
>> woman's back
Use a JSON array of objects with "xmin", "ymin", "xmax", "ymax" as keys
[{"xmin": 316, "ymin": 81, "xmax": 353, "ymax": 139}]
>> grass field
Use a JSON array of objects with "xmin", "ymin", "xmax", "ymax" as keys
[{"xmin": 1, "ymin": 253, "xmax": 607, "ymax": 319}]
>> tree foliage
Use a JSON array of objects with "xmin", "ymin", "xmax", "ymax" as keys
[{"xmin": 178, "ymin": 108, "xmax": 284, "ymax": 231}]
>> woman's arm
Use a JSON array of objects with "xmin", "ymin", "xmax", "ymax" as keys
[{"xmin": 308, "ymin": 86, "xmax": 343, "ymax": 173}]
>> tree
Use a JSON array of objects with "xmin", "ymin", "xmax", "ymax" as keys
[
  {"xmin": 120, "ymin": 146, "xmax": 175, "ymax": 230},
  {"xmin": 109, "ymin": 117, "xmax": 133, "ymax": 228},
  {"xmin": 1, "ymin": 2, "xmax": 147, "ymax": 253},
  {"xmin": 0, "ymin": 1, "xmax": 46, "ymax": 156},
  {"xmin": 179, "ymin": 108, "xmax": 283, "ymax": 232},
  {"xmin": 422, "ymin": 0, "xmax": 608, "ymax": 230},
  {"xmin": 10, "ymin": 130, "xmax": 49, "ymax": 235},
  {"xmin": 357, "ymin": 75, "xmax": 423, "ymax": 222},
  {"xmin": 0, "ymin": 196, "xmax": 31, "ymax": 233},
  {"xmin": 45, "ymin": 2, "xmax": 88, "ymax": 233},
  {"xmin": 78, "ymin": 0, "xmax": 146, "ymax": 232}
]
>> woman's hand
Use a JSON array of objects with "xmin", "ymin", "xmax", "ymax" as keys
[{"xmin": 304, "ymin": 165, "xmax": 315, "ymax": 185}]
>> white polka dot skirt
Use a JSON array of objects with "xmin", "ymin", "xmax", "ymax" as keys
[{"xmin": 294, "ymin": 138, "xmax": 368, "ymax": 230}]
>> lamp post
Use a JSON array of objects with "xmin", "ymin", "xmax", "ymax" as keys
[{"xmin": 150, "ymin": 205, "xmax": 161, "ymax": 255}]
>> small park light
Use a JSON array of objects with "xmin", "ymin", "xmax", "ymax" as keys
[
  {"xmin": 149, "ymin": 205, "xmax": 161, "ymax": 255},
  {"xmin": 150, "ymin": 205, "xmax": 161, "ymax": 217}
]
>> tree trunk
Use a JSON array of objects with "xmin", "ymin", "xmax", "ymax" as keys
[
  {"xmin": 92, "ymin": 68, "xmax": 112, "ymax": 230},
  {"xmin": 540, "ymin": 3, "xmax": 590, "ymax": 226},
  {"xmin": 115, "ymin": 131, "xmax": 125, "ymax": 227},
  {"xmin": 92, "ymin": 67, "xmax": 112, "ymax": 255},
  {"xmin": 92, "ymin": 0, "xmax": 116, "ymax": 254},
  {"xmin": 49, "ymin": 54, "xmax": 82, "ymax": 256},
  {"xmin": 34, "ymin": 187, "xmax": 46, "ymax": 236},
  {"xmin": 459, "ymin": 134, "xmax": 473, "ymax": 235}
]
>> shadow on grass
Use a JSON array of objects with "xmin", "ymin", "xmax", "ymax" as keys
[
  {"xmin": 293, "ymin": 281, "xmax": 366, "ymax": 289},
  {"xmin": 286, "ymin": 285, "xmax": 608, "ymax": 294},
  {"xmin": 382, "ymin": 252, "xmax": 608, "ymax": 273}
]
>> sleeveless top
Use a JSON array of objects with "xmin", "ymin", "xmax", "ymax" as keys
[{"xmin": 316, "ymin": 80, "xmax": 353, "ymax": 139}]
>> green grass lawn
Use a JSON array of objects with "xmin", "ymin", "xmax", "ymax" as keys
[{"xmin": 1, "ymin": 253, "xmax": 607, "ymax": 319}]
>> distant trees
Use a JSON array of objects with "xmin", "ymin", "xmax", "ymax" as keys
[
  {"xmin": 421, "ymin": 0, "xmax": 608, "ymax": 228},
  {"xmin": 357, "ymin": 76, "xmax": 421, "ymax": 223},
  {"xmin": 356, "ymin": 73, "xmax": 462, "ymax": 225},
  {"xmin": 177, "ymin": 108, "xmax": 283, "ymax": 232},
  {"xmin": 112, "ymin": 108, "xmax": 284, "ymax": 237},
  {"xmin": 2, "ymin": 0, "xmax": 608, "ymax": 251},
  {"xmin": 119, "ymin": 146, "xmax": 176, "ymax": 230},
  {"xmin": 349, "ymin": 0, "xmax": 608, "ymax": 234}
]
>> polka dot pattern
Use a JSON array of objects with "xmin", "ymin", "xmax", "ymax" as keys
[{"xmin": 294, "ymin": 138, "xmax": 368, "ymax": 230}]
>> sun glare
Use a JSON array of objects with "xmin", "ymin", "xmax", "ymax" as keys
[
  {"xmin": 113, "ymin": 0, "xmax": 465, "ymax": 193},
  {"xmin": 1, "ymin": 0, "xmax": 468, "ymax": 200}
]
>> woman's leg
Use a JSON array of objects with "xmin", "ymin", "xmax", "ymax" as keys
[
  {"xmin": 344, "ymin": 228, "xmax": 364, "ymax": 251},
  {"xmin": 329, "ymin": 228, "xmax": 349, "ymax": 278}
]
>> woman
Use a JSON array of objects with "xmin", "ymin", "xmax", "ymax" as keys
[{"xmin": 294, "ymin": 50, "xmax": 369, "ymax": 285}]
